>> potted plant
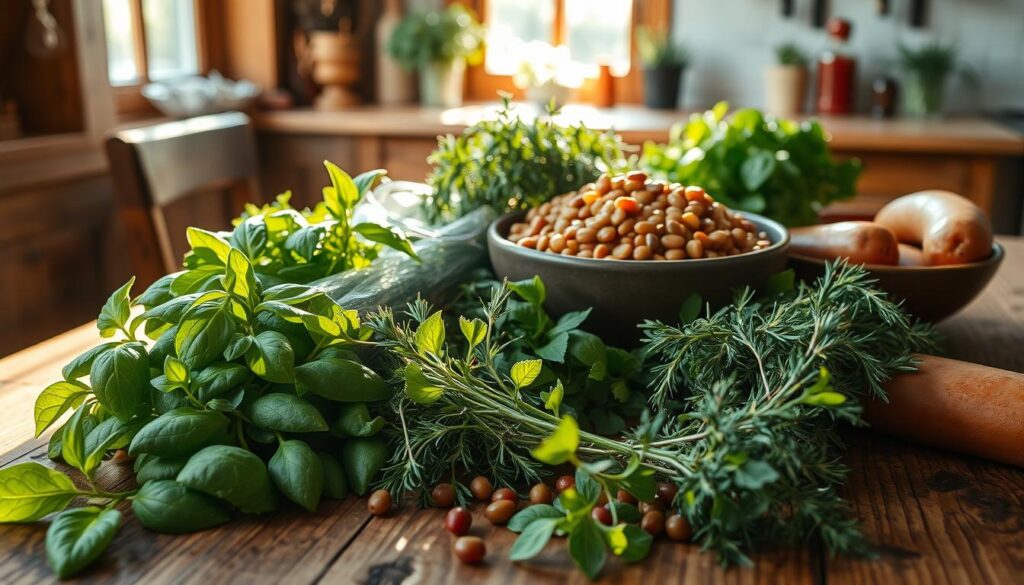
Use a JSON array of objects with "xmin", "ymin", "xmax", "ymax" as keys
[
  {"xmin": 387, "ymin": 4, "xmax": 485, "ymax": 108},
  {"xmin": 896, "ymin": 41, "xmax": 974, "ymax": 118},
  {"xmin": 637, "ymin": 26, "xmax": 689, "ymax": 110},
  {"xmin": 765, "ymin": 43, "xmax": 809, "ymax": 116}
]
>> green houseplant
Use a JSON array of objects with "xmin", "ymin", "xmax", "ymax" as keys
[
  {"xmin": 636, "ymin": 25, "xmax": 689, "ymax": 109},
  {"xmin": 896, "ymin": 41, "xmax": 973, "ymax": 117},
  {"xmin": 765, "ymin": 43, "xmax": 809, "ymax": 116},
  {"xmin": 387, "ymin": 3, "xmax": 485, "ymax": 108}
]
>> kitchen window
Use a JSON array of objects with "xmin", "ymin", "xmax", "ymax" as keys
[
  {"xmin": 484, "ymin": 0, "xmax": 634, "ymax": 78},
  {"xmin": 102, "ymin": 0, "xmax": 206, "ymax": 114}
]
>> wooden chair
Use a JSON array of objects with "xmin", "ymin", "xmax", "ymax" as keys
[{"xmin": 105, "ymin": 111, "xmax": 260, "ymax": 287}]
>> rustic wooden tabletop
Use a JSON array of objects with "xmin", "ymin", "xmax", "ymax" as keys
[{"xmin": 1, "ymin": 239, "xmax": 1021, "ymax": 585}]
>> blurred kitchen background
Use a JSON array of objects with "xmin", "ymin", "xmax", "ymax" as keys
[{"xmin": 1, "ymin": 0, "xmax": 1022, "ymax": 356}]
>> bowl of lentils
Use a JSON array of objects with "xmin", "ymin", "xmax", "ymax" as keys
[{"xmin": 487, "ymin": 170, "xmax": 789, "ymax": 344}]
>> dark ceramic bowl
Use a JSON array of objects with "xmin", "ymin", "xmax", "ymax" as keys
[
  {"xmin": 488, "ymin": 211, "xmax": 790, "ymax": 346},
  {"xmin": 788, "ymin": 243, "xmax": 1004, "ymax": 322}
]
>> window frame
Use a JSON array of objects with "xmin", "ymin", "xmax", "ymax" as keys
[
  {"xmin": 464, "ymin": 0, "xmax": 674, "ymax": 105},
  {"xmin": 107, "ymin": 0, "xmax": 212, "ymax": 117}
]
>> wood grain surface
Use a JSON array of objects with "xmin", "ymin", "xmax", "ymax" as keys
[{"xmin": 0, "ymin": 239, "xmax": 1021, "ymax": 584}]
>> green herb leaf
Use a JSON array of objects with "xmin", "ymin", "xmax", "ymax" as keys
[
  {"xmin": 128, "ymin": 408, "xmax": 230, "ymax": 459},
  {"xmin": 414, "ymin": 311, "xmax": 445, "ymax": 356},
  {"xmin": 135, "ymin": 456, "xmax": 187, "ymax": 485},
  {"xmin": 296, "ymin": 358, "xmax": 390, "ymax": 402},
  {"xmin": 223, "ymin": 334, "xmax": 254, "ymax": 361},
  {"xmin": 404, "ymin": 363, "xmax": 443, "ymax": 405},
  {"xmin": 353, "ymin": 168, "xmax": 387, "ymax": 196},
  {"xmin": 60, "ymin": 404, "xmax": 90, "ymax": 474},
  {"xmin": 535, "ymin": 331, "xmax": 569, "ymax": 363},
  {"xmin": 678, "ymin": 293, "xmax": 702, "ymax": 324},
  {"xmin": 318, "ymin": 451, "xmax": 349, "ymax": 499},
  {"xmin": 458, "ymin": 316, "xmax": 487, "ymax": 349},
  {"xmin": 353, "ymin": 223, "xmax": 418, "ymax": 260},
  {"xmin": 131, "ymin": 480, "xmax": 230, "ymax": 534},
  {"xmin": 542, "ymin": 380, "xmax": 564, "ymax": 417},
  {"xmin": 568, "ymin": 331, "xmax": 607, "ymax": 381},
  {"xmin": 46, "ymin": 507, "xmax": 121, "ymax": 579},
  {"xmin": 163, "ymin": 356, "xmax": 189, "ymax": 386},
  {"xmin": 194, "ymin": 362, "xmax": 252, "ymax": 402},
  {"xmin": 331, "ymin": 403, "xmax": 385, "ymax": 437},
  {"xmin": 550, "ymin": 308, "xmax": 591, "ymax": 335},
  {"xmin": 185, "ymin": 227, "xmax": 232, "ymax": 265},
  {"xmin": 532, "ymin": 415, "xmax": 579, "ymax": 465},
  {"xmin": 510, "ymin": 359, "xmax": 542, "ymax": 389},
  {"xmin": 618, "ymin": 524, "xmax": 653, "ymax": 563},
  {"xmin": 740, "ymin": 149, "xmax": 776, "ymax": 191},
  {"xmin": 509, "ymin": 517, "xmax": 559, "ymax": 561},
  {"xmin": 223, "ymin": 248, "xmax": 258, "ymax": 303},
  {"xmin": 509, "ymin": 276, "xmax": 546, "ymax": 305},
  {"xmin": 340, "ymin": 437, "xmax": 387, "ymax": 496},
  {"xmin": 90, "ymin": 342, "xmax": 149, "ymax": 420},
  {"xmin": 323, "ymin": 160, "xmax": 360, "ymax": 215},
  {"xmin": 0, "ymin": 463, "xmax": 78, "ymax": 523},
  {"xmin": 508, "ymin": 504, "xmax": 564, "ymax": 532},
  {"xmin": 249, "ymin": 393, "xmax": 328, "ymax": 433},
  {"xmin": 62, "ymin": 343, "xmax": 119, "ymax": 381},
  {"xmin": 34, "ymin": 380, "xmax": 90, "ymax": 437},
  {"xmin": 568, "ymin": 517, "xmax": 606, "ymax": 579},
  {"xmin": 177, "ymin": 445, "xmax": 277, "ymax": 514},
  {"xmin": 175, "ymin": 300, "xmax": 236, "ymax": 370},
  {"xmin": 97, "ymin": 277, "xmax": 134, "ymax": 338},
  {"xmin": 244, "ymin": 331, "xmax": 295, "ymax": 383},
  {"xmin": 230, "ymin": 216, "xmax": 268, "ymax": 258},
  {"xmin": 269, "ymin": 439, "xmax": 324, "ymax": 512}
]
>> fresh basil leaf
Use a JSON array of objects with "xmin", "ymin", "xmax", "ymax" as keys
[
  {"xmin": 147, "ymin": 325, "xmax": 178, "ymax": 368},
  {"xmin": 48, "ymin": 424, "xmax": 65, "ymax": 461},
  {"xmin": 323, "ymin": 160, "xmax": 360, "ymax": 214},
  {"xmin": 34, "ymin": 380, "xmax": 90, "ymax": 437},
  {"xmin": 132, "ymin": 480, "xmax": 230, "ymax": 534},
  {"xmin": 170, "ymin": 264, "xmax": 223, "ymax": 296},
  {"xmin": 135, "ymin": 272, "xmax": 177, "ymax": 308},
  {"xmin": 414, "ymin": 311, "xmax": 445, "ymax": 356},
  {"xmin": 568, "ymin": 517, "xmax": 606, "ymax": 580},
  {"xmin": 340, "ymin": 437, "xmax": 387, "ymax": 496},
  {"xmin": 135, "ymin": 456, "xmax": 187, "ymax": 485},
  {"xmin": 740, "ymin": 150, "xmax": 776, "ymax": 191},
  {"xmin": 185, "ymin": 227, "xmax": 232, "ymax": 265},
  {"xmin": 532, "ymin": 415, "xmax": 579, "ymax": 466},
  {"xmin": 284, "ymin": 226, "xmax": 325, "ymax": 261},
  {"xmin": 163, "ymin": 356, "xmax": 189, "ymax": 386},
  {"xmin": 509, "ymin": 517, "xmax": 558, "ymax": 561},
  {"xmin": 317, "ymin": 451, "xmax": 349, "ymax": 499},
  {"xmin": 295, "ymin": 358, "xmax": 390, "ymax": 402},
  {"xmin": 0, "ymin": 462, "xmax": 78, "ymax": 522},
  {"xmin": 269, "ymin": 440, "xmax": 323, "ymax": 512},
  {"xmin": 403, "ymin": 363, "xmax": 442, "ymax": 405},
  {"xmin": 60, "ymin": 404, "xmax": 91, "ymax": 474},
  {"xmin": 331, "ymin": 403, "xmax": 384, "ymax": 438},
  {"xmin": 177, "ymin": 445, "xmax": 277, "ymax": 514},
  {"xmin": 62, "ymin": 343, "xmax": 119, "ymax": 382},
  {"xmin": 261, "ymin": 284, "xmax": 318, "ymax": 304},
  {"xmin": 230, "ymin": 216, "xmax": 268, "ymax": 258},
  {"xmin": 249, "ymin": 393, "xmax": 328, "ymax": 433},
  {"xmin": 128, "ymin": 408, "xmax": 229, "ymax": 459},
  {"xmin": 507, "ymin": 504, "xmax": 564, "ymax": 533},
  {"xmin": 352, "ymin": 223, "xmax": 418, "ymax": 260},
  {"xmin": 223, "ymin": 248, "xmax": 258, "ymax": 304},
  {"xmin": 175, "ymin": 300, "xmax": 236, "ymax": 370},
  {"xmin": 140, "ymin": 293, "xmax": 202, "ymax": 327},
  {"xmin": 574, "ymin": 468, "xmax": 601, "ymax": 503},
  {"xmin": 244, "ymin": 331, "xmax": 295, "ymax": 383},
  {"xmin": 223, "ymin": 333, "xmax": 254, "ymax": 361},
  {"xmin": 45, "ymin": 507, "xmax": 121, "ymax": 579},
  {"xmin": 194, "ymin": 362, "xmax": 252, "ymax": 402},
  {"xmin": 83, "ymin": 416, "xmax": 140, "ymax": 474},
  {"xmin": 96, "ymin": 277, "xmax": 134, "ymax": 338},
  {"xmin": 89, "ymin": 343, "xmax": 150, "ymax": 420}
]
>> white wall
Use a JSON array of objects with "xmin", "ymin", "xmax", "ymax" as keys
[{"xmin": 673, "ymin": 0, "xmax": 1024, "ymax": 113}]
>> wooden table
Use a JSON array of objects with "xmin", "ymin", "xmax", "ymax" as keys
[{"xmin": 1, "ymin": 240, "xmax": 1022, "ymax": 584}]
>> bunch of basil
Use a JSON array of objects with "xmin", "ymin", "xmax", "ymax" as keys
[{"xmin": 0, "ymin": 163, "xmax": 415, "ymax": 579}]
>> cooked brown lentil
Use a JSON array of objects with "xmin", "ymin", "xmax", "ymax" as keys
[{"xmin": 507, "ymin": 171, "xmax": 770, "ymax": 260}]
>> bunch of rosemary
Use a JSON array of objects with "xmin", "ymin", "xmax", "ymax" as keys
[{"xmin": 368, "ymin": 263, "xmax": 936, "ymax": 571}]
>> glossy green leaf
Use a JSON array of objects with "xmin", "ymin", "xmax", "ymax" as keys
[
  {"xmin": 34, "ymin": 380, "xmax": 89, "ymax": 437},
  {"xmin": 352, "ymin": 223, "xmax": 418, "ymax": 260},
  {"xmin": 510, "ymin": 359, "xmax": 542, "ymax": 389},
  {"xmin": 0, "ymin": 462, "xmax": 78, "ymax": 523},
  {"xmin": 414, "ymin": 311, "xmax": 445, "ymax": 356},
  {"xmin": 317, "ymin": 451, "xmax": 349, "ymax": 499},
  {"xmin": 128, "ymin": 408, "xmax": 229, "ymax": 459},
  {"xmin": 131, "ymin": 480, "xmax": 230, "ymax": 534},
  {"xmin": 175, "ymin": 300, "xmax": 236, "ymax": 370},
  {"xmin": 323, "ymin": 160, "xmax": 360, "ymax": 215},
  {"xmin": 185, "ymin": 227, "xmax": 232, "ymax": 265},
  {"xmin": 509, "ymin": 517, "xmax": 558, "ymax": 561},
  {"xmin": 532, "ymin": 415, "xmax": 579, "ymax": 466},
  {"xmin": 62, "ymin": 343, "xmax": 119, "ymax": 382},
  {"xmin": 244, "ymin": 331, "xmax": 295, "ymax": 384},
  {"xmin": 177, "ymin": 445, "xmax": 277, "ymax": 514},
  {"xmin": 249, "ymin": 393, "xmax": 328, "ymax": 433},
  {"xmin": 46, "ymin": 507, "xmax": 121, "ymax": 579},
  {"xmin": 295, "ymin": 358, "xmax": 390, "ymax": 402},
  {"xmin": 96, "ymin": 277, "xmax": 134, "ymax": 338},
  {"xmin": 568, "ymin": 517, "xmax": 606, "ymax": 579},
  {"xmin": 403, "ymin": 362, "xmax": 442, "ymax": 405},
  {"xmin": 458, "ymin": 316, "xmax": 487, "ymax": 349},
  {"xmin": 340, "ymin": 437, "xmax": 387, "ymax": 496},
  {"xmin": 269, "ymin": 440, "xmax": 323, "ymax": 512},
  {"xmin": 331, "ymin": 402, "xmax": 385, "ymax": 437},
  {"xmin": 507, "ymin": 504, "xmax": 563, "ymax": 533}
]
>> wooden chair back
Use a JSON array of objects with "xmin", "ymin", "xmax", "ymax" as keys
[{"xmin": 105, "ymin": 111, "xmax": 260, "ymax": 287}]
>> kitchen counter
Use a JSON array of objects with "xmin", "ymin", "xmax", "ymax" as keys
[{"xmin": 254, "ymin": 104, "xmax": 1024, "ymax": 156}]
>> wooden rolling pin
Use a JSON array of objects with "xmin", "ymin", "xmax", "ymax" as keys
[{"xmin": 863, "ymin": 355, "xmax": 1024, "ymax": 467}]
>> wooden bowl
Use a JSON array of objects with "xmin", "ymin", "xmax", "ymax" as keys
[
  {"xmin": 788, "ymin": 243, "xmax": 1005, "ymax": 322},
  {"xmin": 487, "ymin": 211, "xmax": 790, "ymax": 346}
]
